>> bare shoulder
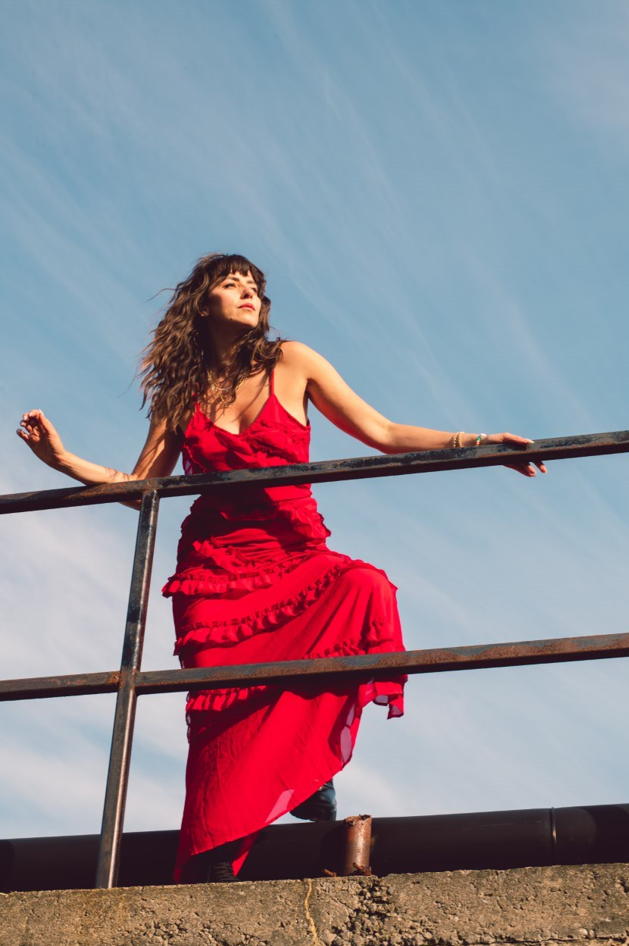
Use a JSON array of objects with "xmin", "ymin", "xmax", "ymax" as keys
[
  {"xmin": 279, "ymin": 339, "xmax": 316, "ymax": 363},
  {"xmin": 279, "ymin": 340, "xmax": 329, "ymax": 377},
  {"xmin": 278, "ymin": 340, "xmax": 391, "ymax": 450}
]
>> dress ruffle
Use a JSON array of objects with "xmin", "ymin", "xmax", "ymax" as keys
[
  {"xmin": 185, "ymin": 678, "xmax": 404, "ymax": 719},
  {"xmin": 172, "ymin": 559, "xmax": 352, "ymax": 652},
  {"xmin": 162, "ymin": 547, "xmax": 310, "ymax": 599},
  {"xmin": 171, "ymin": 558, "xmax": 396, "ymax": 654},
  {"xmin": 164, "ymin": 570, "xmax": 279, "ymax": 598},
  {"xmin": 163, "ymin": 500, "xmax": 332, "ymax": 603},
  {"xmin": 184, "ymin": 625, "xmax": 405, "ymax": 722}
]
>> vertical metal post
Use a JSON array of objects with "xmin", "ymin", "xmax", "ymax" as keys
[{"xmin": 95, "ymin": 490, "xmax": 160, "ymax": 889}]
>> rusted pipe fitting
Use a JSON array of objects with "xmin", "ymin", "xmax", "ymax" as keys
[{"xmin": 343, "ymin": 814, "xmax": 373, "ymax": 876}]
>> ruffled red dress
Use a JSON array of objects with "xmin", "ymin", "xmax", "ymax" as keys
[{"xmin": 162, "ymin": 367, "xmax": 406, "ymax": 883}]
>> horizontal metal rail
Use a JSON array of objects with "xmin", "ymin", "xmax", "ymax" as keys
[
  {"xmin": 1, "ymin": 429, "xmax": 628, "ymax": 514},
  {"xmin": 0, "ymin": 671, "xmax": 119, "ymax": 700},
  {"xmin": 3, "ymin": 630, "xmax": 629, "ymax": 702}
]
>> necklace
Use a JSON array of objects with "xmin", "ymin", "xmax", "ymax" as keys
[{"xmin": 206, "ymin": 370, "xmax": 246, "ymax": 411}]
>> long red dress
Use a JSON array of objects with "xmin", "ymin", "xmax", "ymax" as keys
[{"xmin": 162, "ymin": 367, "xmax": 407, "ymax": 883}]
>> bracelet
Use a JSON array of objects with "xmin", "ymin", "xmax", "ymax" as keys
[
  {"xmin": 475, "ymin": 432, "xmax": 487, "ymax": 446},
  {"xmin": 451, "ymin": 431, "xmax": 464, "ymax": 448}
]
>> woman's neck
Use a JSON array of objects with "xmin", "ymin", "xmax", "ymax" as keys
[{"xmin": 203, "ymin": 323, "xmax": 242, "ymax": 373}]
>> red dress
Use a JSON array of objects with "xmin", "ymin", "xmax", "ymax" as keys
[{"xmin": 162, "ymin": 367, "xmax": 406, "ymax": 882}]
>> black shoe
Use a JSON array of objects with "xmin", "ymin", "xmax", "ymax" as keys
[
  {"xmin": 208, "ymin": 859, "xmax": 236, "ymax": 883},
  {"xmin": 203, "ymin": 840, "xmax": 239, "ymax": 883},
  {"xmin": 290, "ymin": 779, "xmax": 337, "ymax": 821}
]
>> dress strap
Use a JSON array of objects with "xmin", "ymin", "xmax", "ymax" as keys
[{"xmin": 269, "ymin": 366, "xmax": 275, "ymax": 396}]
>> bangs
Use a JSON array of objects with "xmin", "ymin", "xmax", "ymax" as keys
[{"xmin": 209, "ymin": 254, "xmax": 265, "ymax": 293}]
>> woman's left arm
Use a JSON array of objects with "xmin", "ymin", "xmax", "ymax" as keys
[{"xmin": 287, "ymin": 342, "xmax": 546, "ymax": 478}]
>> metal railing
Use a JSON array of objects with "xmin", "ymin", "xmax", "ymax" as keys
[{"xmin": 1, "ymin": 430, "xmax": 629, "ymax": 888}]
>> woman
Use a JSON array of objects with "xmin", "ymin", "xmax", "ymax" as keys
[{"xmin": 17, "ymin": 253, "xmax": 547, "ymax": 884}]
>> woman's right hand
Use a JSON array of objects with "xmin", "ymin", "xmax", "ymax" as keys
[{"xmin": 17, "ymin": 409, "xmax": 67, "ymax": 469}]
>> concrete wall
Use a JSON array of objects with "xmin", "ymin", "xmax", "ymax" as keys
[{"xmin": 1, "ymin": 863, "xmax": 628, "ymax": 946}]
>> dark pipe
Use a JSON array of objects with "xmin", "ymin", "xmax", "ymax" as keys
[{"xmin": 2, "ymin": 803, "xmax": 628, "ymax": 892}]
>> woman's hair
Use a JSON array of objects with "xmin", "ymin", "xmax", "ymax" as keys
[{"xmin": 139, "ymin": 253, "xmax": 286, "ymax": 431}]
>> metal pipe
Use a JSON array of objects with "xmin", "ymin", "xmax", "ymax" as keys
[
  {"xmin": 1, "ymin": 430, "xmax": 628, "ymax": 514},
  {"xmin": 3, "ymin": 804, "xmax": 628, "ymax": 891},
  {"xmin": 343, "ymin": 815, "xmax": 372, "ymax": 875},
  {"xmin": 133, "ymin": 630, "xmax": 629, "ymax": 690},
  {"xmin": 3, "ymin": 627, "xmax": 629, "ymax": 705},
  {"xmin": 95, "ymin": 491, "xmax": 159, "ymax": 890},
  {"xmin": 0, "ymin": 671, "xmax": 120, "ymax": 701}
]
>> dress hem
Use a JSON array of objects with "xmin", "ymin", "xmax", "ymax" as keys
[{"xmin": 172, "ymin": 676, "xmax": 404, "ymax": 884}]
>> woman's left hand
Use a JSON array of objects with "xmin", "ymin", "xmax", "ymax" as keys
[{"xmin": 483, "ymin": 432, "xmax": 547, "ymax": 477}]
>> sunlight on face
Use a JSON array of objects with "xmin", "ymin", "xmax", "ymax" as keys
[{"xmin": 206, "ymin": 270, "xmax": 262, "ymax": 327}]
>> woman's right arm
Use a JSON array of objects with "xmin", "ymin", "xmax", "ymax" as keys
[{"xmin": 17, "ymin": 409, "xmax": 183, "ymax": 510}]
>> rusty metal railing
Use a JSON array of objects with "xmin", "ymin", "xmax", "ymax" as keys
[{"xmin": 1, "ymin": 430, "xmax": 628, "ymax": 888}]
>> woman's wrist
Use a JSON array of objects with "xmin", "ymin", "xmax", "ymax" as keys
[
  {"xmin": 450, "ymin": 432, "xmax": 488, "ymax": 448},
  {"xmin": 54, "ymin": 449, "xmax": 75, "ymax": 472},
  {"xmin": 450, "ymin": 431, "xmax": 473, "ymax": 448}
]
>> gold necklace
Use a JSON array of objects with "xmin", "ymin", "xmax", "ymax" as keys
[{"xmin": 206, "ymin": 371, "xmax": 245, "ymax": 411}]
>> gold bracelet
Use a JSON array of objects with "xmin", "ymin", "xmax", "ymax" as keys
[{"xmin": 451, "ymin": 431, "xmax": 463, "ymax": 448}]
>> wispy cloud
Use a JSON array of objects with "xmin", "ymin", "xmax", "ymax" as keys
[{"xmin": 543, "ymin": 4, "xmax": 629, "ymax": 144}]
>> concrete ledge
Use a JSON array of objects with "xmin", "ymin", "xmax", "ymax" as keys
[{"xmin": 1, "ymin": 863, "xmax": 628, "ymax": 946}]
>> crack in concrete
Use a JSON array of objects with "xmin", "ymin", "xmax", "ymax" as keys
[{"xmin": 303, "ymin": 878, "xmax": 321, "ymax": 946}]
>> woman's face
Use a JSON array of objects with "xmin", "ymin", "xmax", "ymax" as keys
[{"xmin": 205, "ymin": 270, "xmax": 262, "ymax": 329}]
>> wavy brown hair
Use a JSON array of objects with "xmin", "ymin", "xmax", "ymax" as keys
[{"xmin": 139, "ymin": 253, "xmax": 287, "ymax": 431}]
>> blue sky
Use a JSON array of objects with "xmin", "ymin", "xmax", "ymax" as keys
[{"xmin": 1, "ymin": 0, "xmax": 629, "ymax": 845}]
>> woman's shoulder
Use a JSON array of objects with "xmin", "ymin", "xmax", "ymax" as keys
[
  {"xmin": 278, "ymin": 340, "xmax": 327, "ymax": 385},
  {"xmin": 278, "ymin": 340, "xmax": 338, "ymax": 379},
  {"xmin": 276, "ymin": 341, "xmax": 346, "ymax": 404},
  {"xmin": 278, "ymin": 339, "xmax": 320, "ymax": 366}
]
